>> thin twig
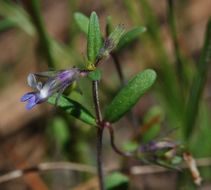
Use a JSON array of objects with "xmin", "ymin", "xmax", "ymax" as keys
[
  {"xmin": 0, "ymin": 162, "xmax": 96, "ymax": 184},
  {"xmin": 111, "ymin": 53, "xmax": 124, "ymax": 85},
  {"xmin": 107, "ymin": 125, "xmax": 132, "ymax": 157},
  {"xmin": 131, "ymin": 157, "xmax": 211, "ymax": 175},
  {"xmin": 1, "ymin": 157, "xmax": 211, "ymax": 184}
]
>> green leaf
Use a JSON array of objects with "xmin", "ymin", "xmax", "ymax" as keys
[
  {"xmin": 74, "ymin": 12, "xmax": 89, "ymax": 34},
  {"xmin": 117, "ymin": 26, "xmax": 146, "ymax": 51},
  {"xmin": 48, "ymin": 94, "xmax": 96, "ymax": 126},
  {"xmin": 87, "ymin": 11, "xmax": 102, "ymax": 65},
  {"xmin": 189, "ymin": 104, "xmax": 211, "ymax": 157},
  {"xmin": 48, "ymin": 117, "xmax": 70, "ymax": 149},
  {"xmin": 104, "ymin": 69, "xmax": 156, "ymax": 123},
  {"xmin": 105, "ymin": 172, "xmax": 129, "ymax": 190},
  {"xmin": 184, "ymin": 19, "xmax": 211, "ymax": 139},
  {"xmin": 88, "ymin": 68, "xmax": 102, "ymax": 81},
  {"xmin": 29, "ymin": 0, "xmax": 55, "ymax": 68},
  {"xmin": 0, "ymin": 19, "xmax": 16, "ymax": 32},
  {"xmin": 0, "ymin": 1, "xmax": 35, "ymax": 35}
]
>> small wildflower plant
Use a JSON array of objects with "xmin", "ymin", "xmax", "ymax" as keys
[{"xmin": 20, "ymin": 11, "xmax": 200, "ymax": 189}]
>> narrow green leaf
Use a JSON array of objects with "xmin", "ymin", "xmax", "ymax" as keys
[
  {"xmin": 104, "ymin": 69, "xmax": 156, "ymax": 123},
  {"xmin": 0, "ymin": 1, "xmax": 35, "ymax": 35},
  {"xmin": 117, "ymin": 26, "xmax": 146, "ymax": 51},
  {"xmin": 87, "ymin": 11, "xmax": 102, "ymax": 65},
  {"xmin": 140, "ymin": 0, "xmax": 184, "ymax": 131},
  {"xmin": 27, "ymin": 0, "xmax": 55, "ymax": 68},
  {"xmin": 74, "ymin": 12, "xmax": 89, "ymax": 34},
  {"xmin": 184, "ymin": 19, "xmax": 211, "ymax": 139},
  {"xmin": 190, "ymin": 105, "xmax": 211, "ymax": 157},
  {"xmin": 0, "ymin": 19, "xmax": 16, "ymax": 32},
  {"xmin": 105, "ymin": 172, "xmax": 129, "ymax": 190},
  {"xmin": 167, "ymin": 0, "xmax": 187, "ymax": 90},
  {"xmin": 48, "ymin": 94, "xmax": 96, "ymax": 126}
]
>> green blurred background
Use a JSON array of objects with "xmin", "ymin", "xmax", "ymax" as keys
[{"xmin": 0, "ymin": 0, "xmax": 210, "ymax": 189}]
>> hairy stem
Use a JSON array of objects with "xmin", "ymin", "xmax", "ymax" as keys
[
  {"xmin": 92, "ymin": 80, "xmax": 105, "ymax": 190},
  {"xmin": 97, "ymin": 127, "xmax": 105, "ymax": 190},
  {"xmin": 92, "ymin": 81, "xmax": 102, "ymax": 122}
]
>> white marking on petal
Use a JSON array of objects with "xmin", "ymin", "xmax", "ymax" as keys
[
  {"xmin": 27, "ymin": 74, "xmax": 38, "ymax": 88},
  {"xmin": 37, "ymin": 82, "xmax": 43, "ymax": 91},
  {"xmin": 40, "ymin": 85, "xmax": 50, "ymax": 99}
]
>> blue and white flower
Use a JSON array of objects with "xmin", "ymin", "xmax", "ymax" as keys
[{"xmin": 21, "ymin": 68, "xmax": 83, "ymax": 110}]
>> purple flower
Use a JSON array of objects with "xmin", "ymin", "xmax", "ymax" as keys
[
  {"xmin": 140, "ymin": 140, "xmax": 177, "ymax": 153},
  {"xmin": 21, "ymin": 68, "xmax": 82, "ymax": 110}
]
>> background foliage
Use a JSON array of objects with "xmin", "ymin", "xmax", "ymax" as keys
[{"xmin": 0, "ymin": 0, "xmax": 210, "ymax": 189}]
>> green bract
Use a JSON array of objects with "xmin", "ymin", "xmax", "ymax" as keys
[
  {"xmin": 104, "ymin": 69, "xmax": 156, "ymax": 123},
  {"xmin": 48, "ymin": 94, "xmax": 96, "ymax": 126},
  {"xmin": 98, "ymin": 25, "xmax": 125, "ymax": 58}
]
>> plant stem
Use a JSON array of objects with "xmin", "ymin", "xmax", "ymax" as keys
[
  {"xmin": 107, "ymin": 125, "xmax": 132, "ymax": 157},
  {"xmin": 167, "ymin": 0, "xmax": 185, "ymax": 92},
  {"xmin": 111, "ymin": 53, "xmax": 124, "ymax": 85},
  {"xmin": 92, "ymin": 80, "xmax": 105, "ymax": 190},
  {"xmin": 92, "ymin": 81, "xmax": 102, "ymax": 122},
  {"xmin": 96, "ymin": 127, "xmax": 105, "ymax": 190}
]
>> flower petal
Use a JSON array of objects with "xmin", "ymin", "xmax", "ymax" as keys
[
  {"xmin": 27, "ymin": 74, "xmax": 38, "ymax": 88},
  {"xmin": 58, "ymin": 69, "xmax": 79, "ymax": 81},
  {"xmin": 25, "ymin": 94, "xmax": 39, "ymax": 110},
  {"xmin": 37, "ymin": 82, "xmax": 43, "ymax": 91},
  {"xmin": 34, "ymin": 71, "xmax": 61, "ymax": 78},
  {"xmin": 26, "ymin": 99, "xmax": 37, "ymax": 110},
  {"xmin": 20, "ymin": 92, "xmax": 34, "ymax": 102}
]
